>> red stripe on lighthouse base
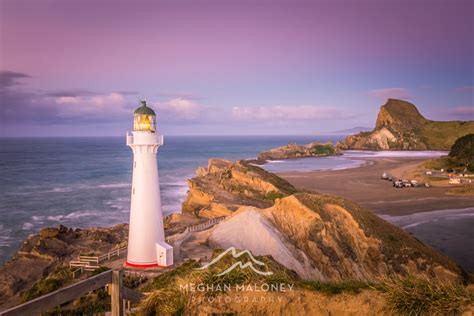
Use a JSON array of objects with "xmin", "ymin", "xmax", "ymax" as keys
[{"xmin": 124, "ymin": 261, "xmax": 171, "ymax": 268}]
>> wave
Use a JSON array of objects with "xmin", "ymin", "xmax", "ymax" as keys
[
  {"xmin": 344, "ymin": 150, "xmax": 448, "ymax": 158},
  {"xmin": 380, "ymin": 207, "xmax": 474, "ymax": 229}
]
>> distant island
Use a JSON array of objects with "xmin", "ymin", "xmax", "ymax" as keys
[
  {"xmin": 257, "ymin": 141, "xmax": 341, "ymax": 162},
  {"xmin": 343, "ymin": 99, "xmax": 474, "ymax": 150},
  {"xmin": 330, "ymin": 126, "xmax": 372, "ymax": 135}
]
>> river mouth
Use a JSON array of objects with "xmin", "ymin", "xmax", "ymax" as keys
[{"xmin": 261, "ymin": 150, "xmax": 448, "ymax": 173}]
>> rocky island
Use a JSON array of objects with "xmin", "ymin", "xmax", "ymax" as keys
[
  {"xmin": 344, "ymin": 99, "xmax": 474, "ymax": 150},
  {"xmin": 257, "ymin": 141, "xmax": 341, "ymax": 162}
]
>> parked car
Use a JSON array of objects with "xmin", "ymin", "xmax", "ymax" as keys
[
  {"xmin": 394, "ymin": 180, "xmax": 404, "ymax": 188},
  {"xmin": 382, "ymin": 172, "xmax": 389, "ymax": 180},
  {"xmin": 410, "ymin": 180, "xmax": 419, "ymax": 187}
]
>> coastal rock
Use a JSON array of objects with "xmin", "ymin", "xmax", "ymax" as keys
[
  {"xmin": 344, "ymin": 99, "xmax": 474, "ymax": 150},
  {"xmin": 257, "ymin": 141, "xmax": 341, "ymax": 161},
  {"xmin": 0, "ymin": 224, "xmax": 129, "ymax": 309},
  {"xmin": 182, "ymin": 159, "xmax": 297, "ymax": 218},
  {"xmin": 209, "ymin": 193, "xmax": 464, "ymax": 282}
]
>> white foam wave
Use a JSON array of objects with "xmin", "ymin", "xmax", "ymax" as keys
[
  {"xmin": 22, "ymin": 222, "xmax": 34, "ymax": 230},
  {"xmin": 344, "ymin": 150, "xmax": 448, "ymax": 158},
  {"xmin": 380, "ymin": 207, "xmax": 474, "ymax": 229}
]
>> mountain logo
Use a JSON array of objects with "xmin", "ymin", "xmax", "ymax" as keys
[{"xmin": 197, "ymin": 247, "xmax": 273, "ymax": 276}]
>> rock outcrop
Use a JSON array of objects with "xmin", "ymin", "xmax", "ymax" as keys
[
  {"xmin": 344, "ymin": 99, "xmax": 474, "ymax": 150},
  {"xmin": 0, "ymin": 224, "xmax": 129, "ymax": 309},
  {"xmin": 182, "ymin": 159, "xmax": 297, "ymax": 218},
  {"xmin": 257, "ymin": 141, "xmax": 341, "ymax": 161},
  {"xmin": 183, "ymin": 159, "xmax": 467, "ymax": 282}
]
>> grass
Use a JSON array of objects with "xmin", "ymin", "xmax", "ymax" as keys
[
  {"xmin": 264, "ymin": 191, "xmax": 285, "ymax": 201},
  {"xmin": 21, "ymin": 266, "xmax": 73, "ymax": 302},
  {"xmin": 310, "ymin": 143, "xmax": 336, "ymax": 156},
  {"xmin": 300, "ymin": 280, "xmax": 372, "ymax": 295},
  {"xmin": 140, "ymin": 288, "xmax": 186, "ymax": 316},
  {"xmin": 423, "ymin": 157, "xmax": 465, "ymax": 171},
  {"xmin": 380, "ymin": 276, "xmax": 473, "ymax": 315},
  {"xmin": 139, "ymin": 248, "xmax": 474, "ymax": 315}
]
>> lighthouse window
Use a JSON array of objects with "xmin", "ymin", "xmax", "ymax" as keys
[
  {"xmin": 134, "ymin": 161, "xmax": 136, "ymax": 168},
  {"xmin": 133, "ymin": 188, "xmax": 135, "ymax": 195},
  {"xmin": 133, "ymin": 113, "xmax": 156, "ymax": 132}
]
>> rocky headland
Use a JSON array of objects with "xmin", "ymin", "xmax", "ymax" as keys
[
  {"xmin": 183, "ymin": 159, "xmax": 468, "ymax": 282},
  {"xmin": 344, "ymin": 99, "xmax": 474, "ymax": 150}
]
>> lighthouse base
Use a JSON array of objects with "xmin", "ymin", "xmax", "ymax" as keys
[
  {"xmin": 124, "ymin": 241, "xmax": 174, "ymax": 269},
  {"xmin": 123, "ymin": 261, "xmax": 172, "ymax": 269}
]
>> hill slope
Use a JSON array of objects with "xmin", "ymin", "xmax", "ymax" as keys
[
  {"xmin": 344, "ymin": 99, "xmax": 474, "ymax": 150},
  {"xmin": 184, "ymin": 159, "xmax": 467, "ymax": 282}
]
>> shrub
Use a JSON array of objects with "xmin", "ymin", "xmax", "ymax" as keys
[
  {"xmin": 21, "ymin": 277, "xmax": 63, "ymax": 302},
  {"xmin": 380, "ymin": 276, "xmax": 473, "ymax": 315},
  {"xmin": 300, "ymin": 280, "xmax": 372, "ymax": 295}
]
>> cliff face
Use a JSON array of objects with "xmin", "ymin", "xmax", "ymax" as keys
[
  {"xmin": 209, "ymin": 194, "xmax": 463, "ymax": 282},
  {"xmin": 257, "ymin": 141, "xmax": 341, "ymax": 161},
  {"xmin": 185, "ymin": 159, "xmax": 466, "ymax": 282},
  {"xmin": 344, "ymin": 99, "xmax": 474, "ymax": 150}
]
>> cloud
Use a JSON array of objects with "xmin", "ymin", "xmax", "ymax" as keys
[
  {"xmin": 0, "ymin": 71, "xmax": 132, "ymax": 125},
  {"xmin": 367, "ymin": 88, "xmax": 413, "ymax": 100},
  {"xmin": 0, "ymin": 70, "xmax": 30, "ymax": 88},
  {"xmin": 454, "ymin": 86, "xmax": 474, "ymax": 93},
  {"xmin": 153, "ymin": 97, "xmax": 209, "ymax": 121},
  {"xmin": 231, "ymin": 105, "xmax": 343, "ymax": 121},
  {"xmin": 447, "ymin": 106, "xmax": 474, "ymax": 119},
  {"xmin": 54, "ymin": 92, "xmax": 129, "ymax": 119}
]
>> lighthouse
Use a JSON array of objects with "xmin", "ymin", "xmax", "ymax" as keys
[{"xmin": 125, "ymin": 100, "xmax": 173, "ymax": 268}]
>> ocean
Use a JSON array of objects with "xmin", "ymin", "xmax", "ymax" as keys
[{"xmin": 0, "ymin": 136, "xmax": 472, "ymax": 272}]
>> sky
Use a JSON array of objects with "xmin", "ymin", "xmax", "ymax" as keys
[{"xmin": 0, "ymin": 0, "xmax": 473, "ymax": 136}]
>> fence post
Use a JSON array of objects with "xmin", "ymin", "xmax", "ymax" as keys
[{"xmin": 111, "ymin": 270, "xmax": 123, "ymax": 316}]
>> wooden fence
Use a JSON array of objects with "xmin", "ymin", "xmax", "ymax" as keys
[
  {"xmin": 0, "ymin": 270, "xmax": 142, "ymax": 316},
  {"xmin": 165, "ymin": 216, "xmax": 226, "ymax": 244}
]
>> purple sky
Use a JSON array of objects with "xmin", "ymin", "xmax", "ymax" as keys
[{"xmin": 0, "ymin": 0, "xmax": 473, "ymax": 136}]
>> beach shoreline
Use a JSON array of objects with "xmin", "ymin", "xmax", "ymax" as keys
[
  {"xmin": 276, "ymin": 156, "xmax": 474, "ymax": 272},
  {"xmin": 277, "ymin": 157, "xmax": 473, "ymax": 216}
]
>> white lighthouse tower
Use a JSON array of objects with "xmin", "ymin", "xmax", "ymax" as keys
[{"xmin": 125, "ymin": 100, "xmax": 173, "ymax": 268}]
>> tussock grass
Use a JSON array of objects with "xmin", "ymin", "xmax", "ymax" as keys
[
  {"xmin": 380, "ymin": 276, "xmax": 473, "ymax": 315},
  {"xmin": 139, "ymin": 288, "xmax": 186, "ymax": 316},
  {"xmin": 300, "ymin": 280, "xmax": 372, "ymax": 295},
  {"xmin": 21, "ymin": 266, "xmax": 73, "ymax": 301}
]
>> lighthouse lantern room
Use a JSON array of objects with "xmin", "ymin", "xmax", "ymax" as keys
[{"xmin": 125, "ymin": 100, "xmax": 173, "ymax": 268}]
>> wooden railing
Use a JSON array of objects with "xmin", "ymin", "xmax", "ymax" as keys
[
  {"xmin": 69, "ymin": 246, "xmax": 128, "ymax": 278},
  {"xmin": 165, "ymin": 216, "xmax": 226, "ymax": 244},
  {"xmin": 0, "ymin": 270, "xmax": 142, "ymax": 316}
]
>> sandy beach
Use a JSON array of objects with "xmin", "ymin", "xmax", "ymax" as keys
[
  {"xmin": 278, "ymin": 157, "xmax": 474, "ymax": 272},
  {"xmin": 277, "ymin": 157, "xmax": 474, "ymax": 216}
]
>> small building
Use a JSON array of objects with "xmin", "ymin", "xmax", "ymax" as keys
[{"xmin": 449, "ymin": 178, "xmax": 461, "ymax": 185}]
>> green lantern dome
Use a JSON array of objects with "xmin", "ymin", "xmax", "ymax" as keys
[{"xmin": 134, "ymin": 100, "xmax": 156, "ymax": 115}]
